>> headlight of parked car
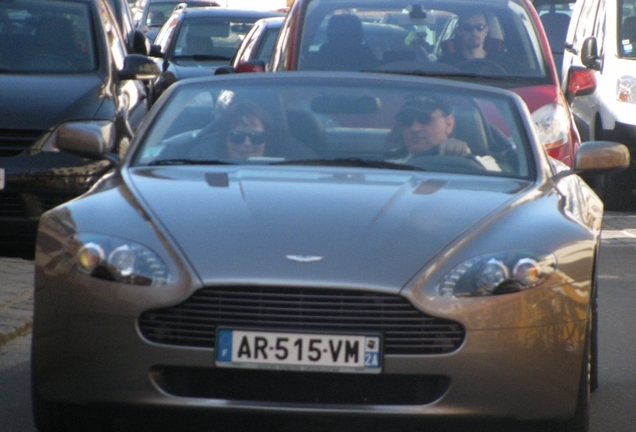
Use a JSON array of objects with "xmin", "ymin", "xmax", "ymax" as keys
[
  {"xmin": 64, "ymin": 233, "xmax": 169, "ymax": 286},
  {"xmin": 435, "ymin": 250, "xmax": 557, "ymax": 298},
  {"xmin": 532, "ymin": 103, "xmax": 568, "ymax": 151}
]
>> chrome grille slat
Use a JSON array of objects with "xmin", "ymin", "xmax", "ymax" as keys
[
  {"xmin": 0, "ymin": 129, "xmax": 43, "ymax": 157},
  {"xmin": 138, "ymin": 287, "xmax": 465, "ymax": 355}
]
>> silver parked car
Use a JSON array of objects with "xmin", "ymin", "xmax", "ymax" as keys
[{"xmin": 31, "ymin": 72, "xmax": 628, "ymax": 432}]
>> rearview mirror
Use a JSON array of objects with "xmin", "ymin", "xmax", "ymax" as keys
[{"xmin": 311, "ymin": 95, "xmax": 380, "ymax": 114}]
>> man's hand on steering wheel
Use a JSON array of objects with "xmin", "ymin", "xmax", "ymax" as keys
[{"xmin": 437, "ymin": 138, "xmax": 472, "ymax": 157}]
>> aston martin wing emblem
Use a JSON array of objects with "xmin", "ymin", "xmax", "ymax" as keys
[{"xmin": 285, "ymin": 255, "xmax": 324, "ymax": 263}]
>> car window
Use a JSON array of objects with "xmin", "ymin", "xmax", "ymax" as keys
[
  {"xmin": 98, "ymin": 0, "xmax": 128, "ymax": 70},
  {"xmin": 0, "ymin": 0, "xmax": 96, "ymax": 73},
  {"xmin": 295, "ymin": 0, "xmax": 547, "ymax": 79},
  {"xmin": 256, "ymin": 27, "xmax": 281, "ymax": 61},
  {"xmin": 571, "ymin": 0, "xmax": 600, "ymax": 50},
  {"xmin": 133, "ymin": 78, "xmax": 534, "ymax": 179},
  {"xmin": 619, "ymin": 0, "xmax": 636, "ymax": 57},
  {"xmin": 173, "ymin": 16, "xmax": 261, "ymax": 59}
]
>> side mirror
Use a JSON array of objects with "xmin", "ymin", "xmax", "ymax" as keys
[
  {"xmin": 565, "ymin": 66, "xmax": 597, "ymax": 103},
  {"xmin": 214, "ymin": 65, "xmax": 236, "ymax": 75},
  {"xmin": 132, "ymin": 29, "xmax": 150, "ymax": 56},
  {"xmin": 573, "ymin": 141, "xmax": 630, "ymax": 175},
  {"xmin": 119, "ymin": 54, "xmax": 161, "ymax": 81},
  {"xmin": 580, "ymin": 36, "xmax": 602, "ymax": 71},
  {"xmin": 553, "ymin": 141, "xmax": 630, "ymax": 182},
  {"xmin": 149, "ymin": 44, "xmax": 164, "ymax": 58},
  {"xmin": 55, "ymin": 121, "xmax": 120, "ymax": 164},
  {"xmin": 235, "ymin": 59, "xmax": 266, "ymax": 73}
]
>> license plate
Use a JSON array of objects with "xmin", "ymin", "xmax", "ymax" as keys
[{"xmin": 216, "ymin": 329, "xmax": 381, "ymax": 373}]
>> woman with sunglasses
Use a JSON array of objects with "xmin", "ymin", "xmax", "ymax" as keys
[{"xmin": 219, "ymin": 101, "xmax": 272, "ymax": 159}]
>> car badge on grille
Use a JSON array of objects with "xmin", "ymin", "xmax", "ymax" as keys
[{"xmin": 285, "ymin": 255, "xmax": 323, "ymax": 263}]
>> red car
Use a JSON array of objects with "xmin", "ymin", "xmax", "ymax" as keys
[{"xmin": 232, "ymin": 0, "xmax": 581, "ymax": 167}]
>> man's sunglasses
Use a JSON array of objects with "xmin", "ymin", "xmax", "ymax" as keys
[
  {"xmin": 458, "ymin": 23, "xmax": 488, "ymax": 32},
  {"xmin": 228, "ymin": 131, "xmax": 267, "ymax": 145},
  {"xmin": 396, "ymin": 111, "xmax": 445, "ymax": 127}
]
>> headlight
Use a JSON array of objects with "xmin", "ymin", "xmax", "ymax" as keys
[
  {"xmin": 531, "ymin": 104, "xmax": 568, "ymax": 150},
  {"xmin": 435, "ymin": 250, "xmax": 557, "ymax": 298},
  {"xmin": 616, "ymin": 76, "xmax": 636, "ymax": 103},
  {"xmin": 65, "ymin": 233, "xmax": 169, "ymax": 286}
]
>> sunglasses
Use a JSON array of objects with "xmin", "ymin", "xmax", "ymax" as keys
[
  {"xmin": 396, "ymin": 111, "xmax": 446, "ymax": 127},
  {"xmin": 458, "ymin": 23, "xmax": 488, "ymax": 32},
  {"xmin": 228, "ymin": 131, "xmax": 267, "ymax": 145}
]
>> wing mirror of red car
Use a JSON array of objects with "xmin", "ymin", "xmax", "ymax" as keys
[
  {"xmin": 565, "ymin": 66, "xmax": 597, "ymax": 103},
  {"xmin": 235, "ymin": 59, "xmax": 267, "ymax": 73},
  {"xmin": 580, "ymin": 36, "xmax": 602, "ymax": 71}
]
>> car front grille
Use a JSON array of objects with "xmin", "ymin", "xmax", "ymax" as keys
[
  {"xmin": 0, "ymin": 191, "xmax": 76, "ymax": 218},
  {"xmin": 0, "ymin": 191, "xmax": 24, "ymax": 217},
  {"xmin": 138, "ymin": 287, "xmax": 465, "ymax": 355},
  {"xmin": 0, "ymin": 129, "xmax": 43, "ymax": 157},
  {"xmin": 151, "ymin": 366, "xmax": 451, "ymax": 404}
]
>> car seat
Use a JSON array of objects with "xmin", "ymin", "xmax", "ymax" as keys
[
  {"xmin": 450, "ymin": 102, "xmax": 490, "ymax": 156},
  {"xmin": 286, "ymin": 109, "xmax": 326, "ymax": 153},
  {"xmin": 311, "ymin": 14, "xmax": 380, "ymax": 71},
  {"xmin": 621, "ymin": 15, "xmax": 636, "ymax": 42},
  {"xmin": 540, "ymin": 11, "xmax": 570, "ymax": 53}
]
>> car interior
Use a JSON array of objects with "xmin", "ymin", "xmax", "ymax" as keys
[
  {"xmin": 296, "ymin": 4, "xmax": 546, "ymax": 79},
  {"xmin": 0, "ymin": 8, "xmax": 94, "ymax": 72},
  {"xmin": 141, "ymin": 83, "xmax": 525, "ymax": 176}
]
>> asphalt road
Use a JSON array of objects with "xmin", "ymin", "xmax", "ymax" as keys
[{"xmin": 1, "ymin": 212, "xmax": 636, "ymax": 431}]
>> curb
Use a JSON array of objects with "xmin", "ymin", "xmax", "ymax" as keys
[{"xmin": 0, "ymin": 258, "xmax": 34, "ymax": 349}]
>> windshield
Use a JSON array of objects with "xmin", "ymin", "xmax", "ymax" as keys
[
  {"xmin": 173, "ymin": 16, "xmax": 261, "ymax": 60},
  {"xmin": 134, "ymin": 76, "xmax": 535, "ymax": 179},
  {"xmin": 0, "ymin": 0, "xmax": 96, "ymax": 73},
  {"xmin": 295, "ymin": 0, "xmax": 547, "ymax": 81}
]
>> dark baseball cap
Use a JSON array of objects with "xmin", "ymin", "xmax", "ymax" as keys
[{"xmin": 396, "ymin": 95, "xmax": 451, "ymax": 125}]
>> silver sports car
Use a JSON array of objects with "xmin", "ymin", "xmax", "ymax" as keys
[{"xmin": 31, "ymin": 72, "xmax": 628, "ymax": 431}]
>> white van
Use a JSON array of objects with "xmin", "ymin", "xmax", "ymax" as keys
[{"xmin": 562, "ymin": 0, "xmax": 636, "ymax": 210}]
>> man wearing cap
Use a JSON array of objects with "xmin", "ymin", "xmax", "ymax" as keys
[{"xmin": 386, "ymin": 95, "xmax": 502, "ymax": 171}]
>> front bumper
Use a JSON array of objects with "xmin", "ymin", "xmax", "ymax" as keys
[{"xmin": 32, "ymin": 307, "xmax": 585, "ymax": 422}]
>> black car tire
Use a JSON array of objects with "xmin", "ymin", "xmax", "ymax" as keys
[
  {"xmin": 593, "ymin": 172, "xmax": 633, "ymax": 211},
  {"xmin": 593, "ymin": 128, "xmax": 634, "ymax": 210},
  {"xmin": 31, "ymin": 391, "xmax": 67, "ymax": 432}
]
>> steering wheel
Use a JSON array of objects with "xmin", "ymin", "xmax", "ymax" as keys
[
  {"xmin": 457, "ymin": 59, "xmax": 507, "ymax": 74},
  {"xmin": 407, "ymin": 154, "xmax": 486, "ymax": 173}
]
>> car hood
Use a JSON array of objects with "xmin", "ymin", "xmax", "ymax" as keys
[
  {"xmin": 0, "ymin": 73, "xmax": 105, "ymax": 130},
  {"xmin": 130, "ymin": 166, "xmax": 530, "ymax": 288}
]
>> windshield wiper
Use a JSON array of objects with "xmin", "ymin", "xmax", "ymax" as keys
[
  {"xmin": 148, "ymin": 159, "xmax": 235, "ymax": 166},
  {"xmin": 271, "ymin": 158, "xmax": 424, "ymax": 171}
]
